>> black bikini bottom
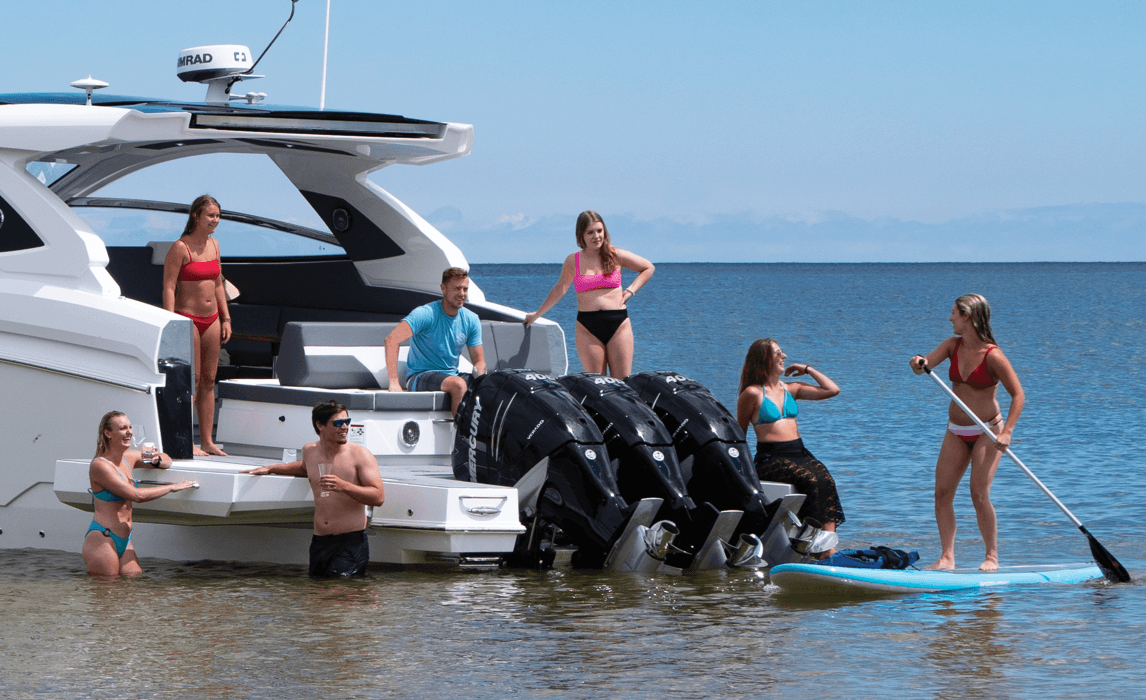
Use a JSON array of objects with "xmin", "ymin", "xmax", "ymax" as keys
[{"xmin": 577, "ymin": 308, "xmax": 629, "ymax": 344}]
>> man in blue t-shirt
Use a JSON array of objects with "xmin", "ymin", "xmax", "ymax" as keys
[{"xmin": 385, "ymin": 267, "xmax": 486, "ymax": 414}]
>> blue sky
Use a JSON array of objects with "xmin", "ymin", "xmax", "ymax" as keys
[{"xmin": 2, "ymin": 1, "xmax": 1144, "ymax": 261}]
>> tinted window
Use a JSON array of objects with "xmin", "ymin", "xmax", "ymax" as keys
[
  {"xmin": 75, "ymin": 207, "xmax": 344, "ymax": 257},
  {"xmin": 0, "ymin": 195, "xmax": 45, "ymax": 253}
]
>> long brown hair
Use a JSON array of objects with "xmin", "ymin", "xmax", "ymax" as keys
[
  {"xmin": 739, "ymin": 338, "xmax": 779, "ymax": 393},
  {"xmin": 575, "ymin": 210, "xmax": 618, "ymax": 275},
  {"xmin": 95, "ymin": 411, "xmax": 126, "ymax": 457},
  {"xmin": 954, "ymin": 293, "xmax": 996, "ymax": 344},
  {"xmin": 182, "ymin": 194, "xmax": 221, "ymax": 237}
]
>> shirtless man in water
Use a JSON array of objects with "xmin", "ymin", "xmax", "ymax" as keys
[{"xmin": 245, "ymin": 401, "xmax": 385, "ymax": 577}]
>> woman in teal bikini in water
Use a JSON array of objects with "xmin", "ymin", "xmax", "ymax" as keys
[
  {"xmin": 910, "ymin": 293, "xmax": 1025, "ymax": 572},
  {"xmin": 736, "ymin": 338, "xmax": 844, "ymax": 550},
  {"xmin": 524, "ymin": 211, "xmax": 654, "ymax": 378},
  {"xmin": 83, "ymin": 411, "xmax": 195, "ymax": 577}
]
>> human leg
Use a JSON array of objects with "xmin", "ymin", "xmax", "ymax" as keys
[
  {"xmin": 925, "ymin": 431, "xmax": 972, "ymax": 570},
  {"xmin": 603, "ymin": 318, "xmax": 634, "ymax": 378},
  {"xmin": 82, "ymin": 529, "xmax": 123, "ymax": 577},
  {"xmin": 196, "ymin": 318, "xmax": 226, "ymax": 456},
  {"xmin": 575, "ymin": 322, "xmax": 608, "ymax": 373},
  {"xmin": 440, "ymin": 374, "xmax": 469, "ymax": 415},
  {"xmin": 969, "ymin": 435, "xmax": 1003, "ymax": 571}
]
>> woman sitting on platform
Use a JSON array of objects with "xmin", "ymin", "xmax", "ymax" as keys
[{"xmin": 736, "ymin": 338, "xmax": 844, "ymax": 548}]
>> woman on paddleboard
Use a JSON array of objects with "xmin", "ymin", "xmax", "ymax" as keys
[
  {"xmin": 162, "ymin": 194, "xmax": 231, "ymax": 455},
  {"xmin": 523, "ymin": 211, "xmax": 654, "ymax": 378},
  {"xmin": 910, "ymin": 293, "xmax": 1025, "ymax": 572},
  {"xmin": 736, "ymin": 338, "xmax": 844, "ymax": 550},
  {"xmin": 83, "ymin": 411, "xmax": 195, "ymax": 577}
]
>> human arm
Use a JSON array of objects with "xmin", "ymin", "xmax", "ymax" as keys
[
  {"xmin": 735, "ymin": 386, "xmax": 763, "ymax": 432},
  {"xmin": 468, "ymin": 344, "xmax": 487, "ymax": 376},
  {"xmin": 384, "ymin": 321, "xmax": 414, "ymax": 391},
  {"xmin": 242, "ymin": 460, "xmax": 307, "ymax": 476},
  {"xmin": 160, "ymin": 241, "xmax": 184, "ymax": 313},
  {"xmin": 129, "ymin": 450, "xmax": 172, "ymax": 470},
  {"xmin": 784, "ymin": 364, "xmax": 840, "ymax": 400},
  {"xmin": 524, "ymin": 255, "xmax": 576, "ymax": 326},
  {"xmin": 987, "ymin": 349, "xmax": 1025, "ymax": 451},
  {"xmin": 909, "ymin": 337, "xmax": 958, "ymax": 375},
  {"xmin": 91, "ymin": 454, "xmax": 195, "ymax": 503},
  {"xmin": 320, "ymin": 446, "xmax": 385, "ymax": 507},
  {"xmin": 615, "ymin": 248, "xmax": 654, "ymax": 304},
  {"xmin": 213, "ymin": 239, "xmax": 231, "ymax": 343}
]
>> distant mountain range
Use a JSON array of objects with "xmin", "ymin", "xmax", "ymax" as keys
[{"xmin": 440, "ymin": 202, "xmax": 1146, "ymax": 263}]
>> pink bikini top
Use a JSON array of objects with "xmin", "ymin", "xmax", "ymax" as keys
[{"xmin": 573, "ymin": 252, "xmax": 621, "ymax": 293}]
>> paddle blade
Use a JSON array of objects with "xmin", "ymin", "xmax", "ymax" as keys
[{"xmin": 1084, "ymin": 529, "xmax": 1131, "ymax": 583}]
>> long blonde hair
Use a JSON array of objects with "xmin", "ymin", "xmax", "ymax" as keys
[
  {"xmin": 955, "ymin": 293, "xmax": 996, "ymax": 344},
  {"xmin": 95, "ymin": 411, "xmax": 126, "ymax": 457},
  {"xmin": 575, "ymin": 210, "xmax": 618, "ymax": 275}
]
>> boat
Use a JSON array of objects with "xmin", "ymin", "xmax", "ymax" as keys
[
  {"xmin": 1, "ymin": 37, "xmax": 830, "ymax": 572},
  {"xmin": 769, "ymin": 562, "xmax": 1105, "ymax": 596}
]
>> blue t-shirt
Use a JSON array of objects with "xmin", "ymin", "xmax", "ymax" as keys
[{"xmin": 403, "ymin": 301, "xmax": 482, "ymax": 376}]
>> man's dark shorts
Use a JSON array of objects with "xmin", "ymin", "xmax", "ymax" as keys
[
  {"xmin": 407, "ymin": 371, "xmax": 473, "ymax": 392},
  {"xmin": 309, "ymin": 529, "xmax": 369, "ymax": 578}
]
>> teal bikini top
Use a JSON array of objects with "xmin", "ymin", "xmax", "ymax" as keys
[
  {"xmin": 90, "ymin": 457, "xmax": 137, "ymax": 502},
  {"xmin": 757, "ymin": 386, "xmax": 798, "ymax": 424}
]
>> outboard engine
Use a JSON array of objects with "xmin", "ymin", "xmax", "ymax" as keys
[
  {"xmin": 556, "ymin": 374, "xmax": 694, "ymax": 519},
  {"xmin": 558, "ymin": 373, "xmax": 736, "ymax": 567},
  {"xmin": 452, "ymin": 370, "xmax": 632, "ymax": 568},
  {"xmin": 625, "ymin": 371, "xmax": 776, "ymax": 538}
]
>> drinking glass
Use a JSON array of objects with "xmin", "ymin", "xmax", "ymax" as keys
[
  {"xmin": 141, "ymin": 441, "xmax": 157, "ymax": 462},
  {"xmin": 318, "ymin": 463, "xmax": 331, "ymax": 497}
]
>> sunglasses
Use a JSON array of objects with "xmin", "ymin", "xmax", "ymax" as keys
[{"xmin": 330, "ymin": 418, "xmax": 352, "ymax": 428}]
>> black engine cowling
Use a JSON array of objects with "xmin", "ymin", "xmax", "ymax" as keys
[
  {"xmin": 557, "ymin": 373, "xmax": 719, "ymax": 561},
  {"xmin": 624, "ymin": 370, "xmax": 776, "ymax": 536},
  {"xmin": 452, "ymin": 369, "xmax": 632, "ymax": 567}
]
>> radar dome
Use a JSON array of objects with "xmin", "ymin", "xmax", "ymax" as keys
[{"xmin": 177, "ymin": 45, "xmax": 253, "ymax": 83}]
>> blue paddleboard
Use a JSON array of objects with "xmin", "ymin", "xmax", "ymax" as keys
[{"xmin": 769, "ymin": 562, "xmax": 1104, "ymax": 596}]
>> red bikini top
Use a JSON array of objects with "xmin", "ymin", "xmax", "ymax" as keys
[
  {"xmin": 178, "ymin": 238, "xmax": 221, "ymax": 282},
  {"xmin": 949, "ymin": 339, "xmax": 998, "ymax": 390}
]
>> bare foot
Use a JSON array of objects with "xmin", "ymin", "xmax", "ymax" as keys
[
  {"xmin": 193, "ymin": 445, "xmax": 209, "ymax": 457},
  {"xmin": 979, "ymin": 557, "xmax": 999, "ymax": 572},
  {"xmin": 924, "ymin": 558, "xmax": 955, "ymax": 570},
  {"xmin": 201, "ymin": 443, "xmax": 228, "ymax": 457}
]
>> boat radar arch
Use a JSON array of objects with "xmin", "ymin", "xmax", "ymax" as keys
[
  {"xmin": 69, "ymin": 76, "xmax": 108, "ymax": 106},
  {"xmin": 177, "ymin": 45, "xmax": 262, "ymax": 104}
]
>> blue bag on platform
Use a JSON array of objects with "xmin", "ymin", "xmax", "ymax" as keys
[{"xmin": 818, "ymin": 546, "xmax": 920, "ymax": 570}]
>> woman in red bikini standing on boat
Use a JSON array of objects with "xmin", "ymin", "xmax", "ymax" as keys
[
  {"xmin": 524, "ymin": 211, "xmax": 654, "ymax": 378},
  {"xmin": 162, "ymin": 194, "xmax": 231, "ymax": 456},
  {"xmin": 910, "ymin": 293, "xmax": 1025, "ymax": 572}
]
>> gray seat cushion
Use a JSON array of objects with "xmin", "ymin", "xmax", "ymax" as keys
[{"xmin": 218, "ymin": 381, "xmax": 449, "ymax": 411}]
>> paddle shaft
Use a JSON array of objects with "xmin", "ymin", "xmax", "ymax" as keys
[{"xmin": 920, "ymin": 365, "xmax": 1085, "ymax": 527}]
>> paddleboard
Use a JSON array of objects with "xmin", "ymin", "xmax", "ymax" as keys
[{"xmin": 770, "ymin": 562, "xmax": 1104, "ymax": 596}]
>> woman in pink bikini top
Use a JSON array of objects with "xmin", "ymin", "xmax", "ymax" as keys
[
  {"xmin": 524, "ymin": 210, "xmax": 655, "ymax": 378},
  {"xmin": 909, "ymin": 293, "xmax": 1025, "ymax": 573},
  {"xmin": 161, "ymin": 194, "xmax": 231, "ymax": 456}
]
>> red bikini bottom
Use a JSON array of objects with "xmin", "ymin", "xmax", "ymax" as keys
[{"xmin": 177, "ymin": 310, "xmax": 219, "ymax": 335}]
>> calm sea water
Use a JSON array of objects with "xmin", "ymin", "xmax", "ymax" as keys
[{"xmin": 3, "ymin": 263, "xmax": 1144, "ymax": 699}]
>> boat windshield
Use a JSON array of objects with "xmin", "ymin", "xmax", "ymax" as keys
[{"xmin": 62, "ymin": 153, "xmax": 345, "ymax": 258}]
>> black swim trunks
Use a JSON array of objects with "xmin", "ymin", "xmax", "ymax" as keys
[{"xmin": 309, "ymin": 528, "xmax": 370, "ymax": 578}]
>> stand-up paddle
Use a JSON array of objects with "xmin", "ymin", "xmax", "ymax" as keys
[{"xmin": 918, "ymin": 362, "xmax": 1130, "ymax": 583}]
